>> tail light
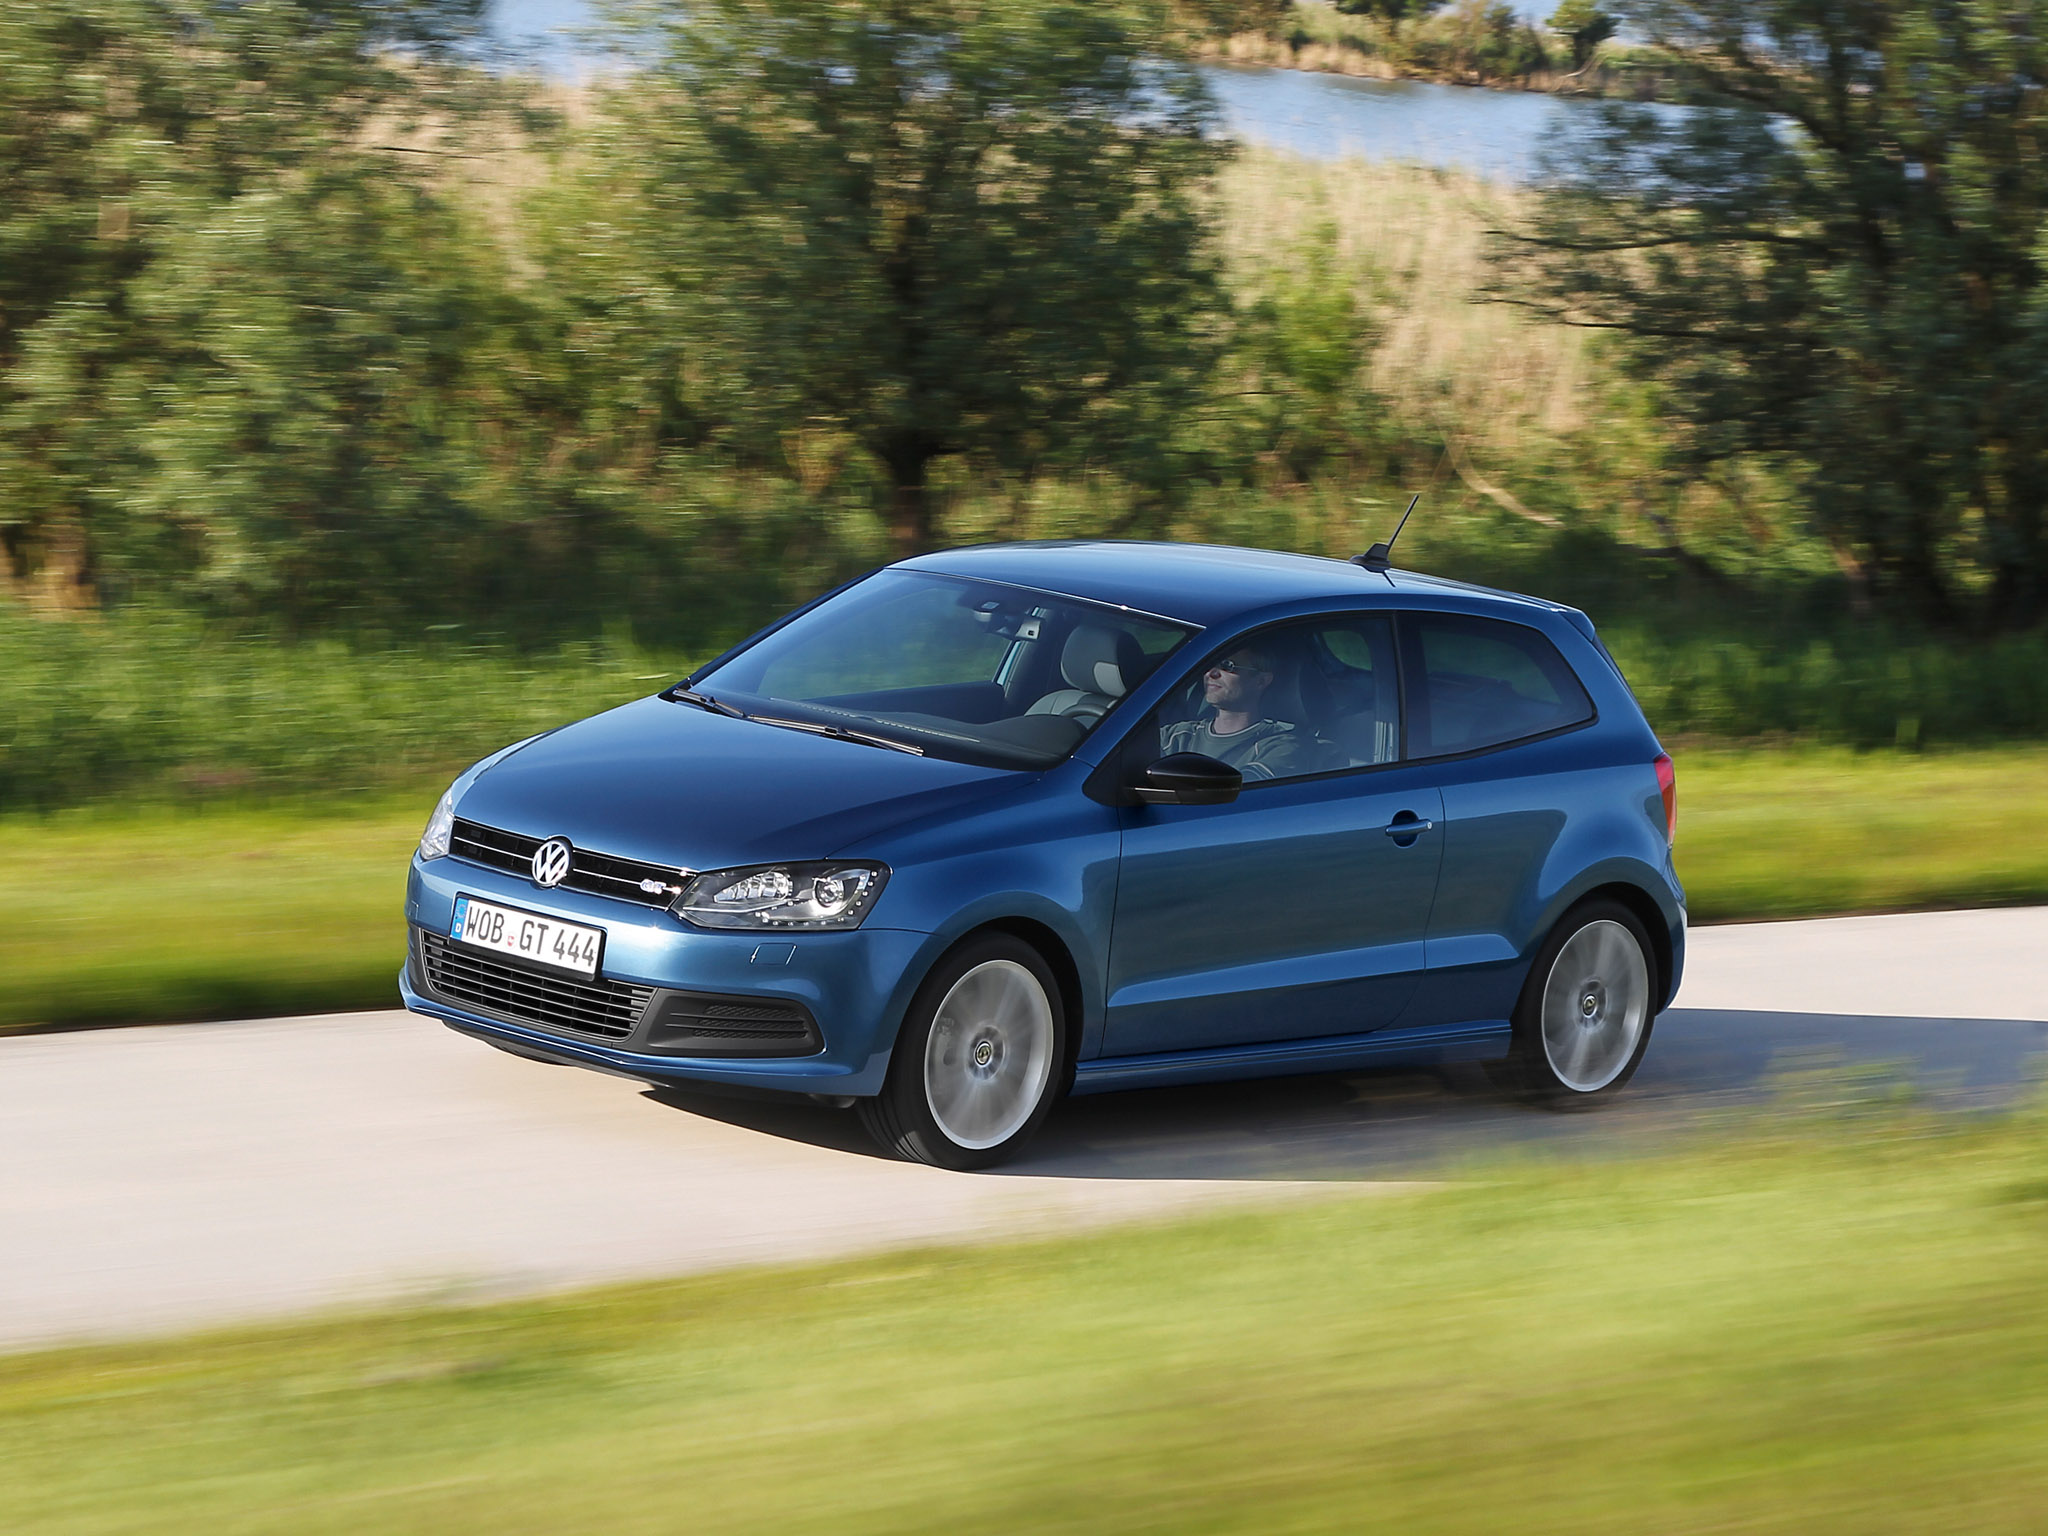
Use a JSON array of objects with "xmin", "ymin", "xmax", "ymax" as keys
[{"xmin": 1653, "ymin": 753, "xmax": 1676, "ymax": 846}]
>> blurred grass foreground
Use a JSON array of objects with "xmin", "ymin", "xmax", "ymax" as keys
[{"xmin": 7, "ymin": 1093, "xmax": 2048, "ymax": 1532}]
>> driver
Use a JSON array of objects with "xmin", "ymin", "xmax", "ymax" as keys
[{"xmin": 1160, "ymin": 644, "xmax": 1310, "ymax": 782}]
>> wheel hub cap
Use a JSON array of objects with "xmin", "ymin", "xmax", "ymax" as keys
[
  {"xmin": 922, "ymin": 959, "xmax": 1056, "ymax": 1151},
  {"xmin": 1539, "ymin": 920, "xmax": 1649, "ymax": 1093}
]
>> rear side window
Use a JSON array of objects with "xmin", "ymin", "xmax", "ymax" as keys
[{"xmin": 1403, "ymin": 614, "xmax": 1593, "ymax": 758}]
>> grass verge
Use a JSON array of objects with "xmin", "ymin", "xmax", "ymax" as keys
[
  {"xmin": 0, "ymin": 795, "xmax": 424, "ymax": 1030},
  {"xmin": 1676, "ymin": 745, "xmax": 2048, "ymax": 922},
  {"xmin": 6, "ymin": 1096, "xmax": 2048, "ymax": 1533},
  {"xmin": 2, "ymin": 744, "xmax": 2043, "ymax": 1032}
]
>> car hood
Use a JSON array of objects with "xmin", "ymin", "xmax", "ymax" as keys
[{"xmin": 453, "ymin": 695, "xmax": 1019, "ymax": 872}]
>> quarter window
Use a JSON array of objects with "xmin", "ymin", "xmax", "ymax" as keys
[{"xmin": 1403, "ymin": 614, "xmax": 1592, "ymax": 757}]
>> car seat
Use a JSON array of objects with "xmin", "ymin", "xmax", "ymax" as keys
[
  {"xmin": 1251, "ymin": 639, "xmax": 1346, "ymax": 774},
  {"xmin": 1321, "ymin": 670, "xmax": 1399, "ymax": 766},
  {"xmin": 1026, "ymin": 625, "xmax": 1147, "ymax": 726}
]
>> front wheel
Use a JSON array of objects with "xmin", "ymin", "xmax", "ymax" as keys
[
  {"xmin": 858, "ymin": 935, "xmax": 1065, "ymax": 1169},
  {"xmin": 1497, "ymin": 900, "xmax": 1658, "ymax": 1106}
]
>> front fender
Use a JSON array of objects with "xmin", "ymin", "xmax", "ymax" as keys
[{"xmin": 846, "ymin": 777, "xmax": 1121, "ymax": 1068}]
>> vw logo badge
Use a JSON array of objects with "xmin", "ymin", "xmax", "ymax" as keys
[{"xmin": 531, "ymin": 837, "xmax": 573, "ymax": 889}]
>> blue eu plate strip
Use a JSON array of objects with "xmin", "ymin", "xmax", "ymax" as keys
[{"xmin": 451, "ymin": 895, "xmax": 470, "ymax": 938}]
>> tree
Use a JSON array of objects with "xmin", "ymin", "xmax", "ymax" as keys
[
  {"xmin": 98, "ymin": 176, "xmax": 525, "ymax": 621},
  {"xmin": 1335, "ymin": 1, "xmax": 1448, "ymax": 19},
  {"xmin": 1500, "ymin": 1, "xmax": 2048, "ymax": 627},
  {"xmin": 1176, "ymin": 0, "xmax": 1292, "ymax": 32},
  {"xmin": 596, "ymin": 0, "xmax": 1232, "ymax": 556},
  {"xmin": 0, "ymin": 0, "xmax": 487, "ymax": 602},
  {"xmin": 1230, "ymin": 221, "xmax": 1386, "ymax": 484},
  {"xmin": 1547, "ymin": 1, "xmax": 1615, "ymax": 71}
]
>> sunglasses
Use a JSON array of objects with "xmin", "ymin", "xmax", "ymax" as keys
[{"xmin": 1208, "ymin": 658, "xmax": 1266, "ymax": 676}]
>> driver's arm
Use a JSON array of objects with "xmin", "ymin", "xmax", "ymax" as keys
[{"xmin": 1240, "ymin": 726, "xmax": 1309, "ymax": 782}]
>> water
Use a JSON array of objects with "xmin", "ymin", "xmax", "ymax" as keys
[
  {"xmin": 1200, "ymin": 63, "xmax": 1588, "ymax": 180},
  {"xmin": 489, "ymin": 0, "xmax": 1613, "ymax": 182}
]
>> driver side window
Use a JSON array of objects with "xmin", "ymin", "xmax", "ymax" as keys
[{"xmin": 1142, "ymin": 614, "xmax": 1400, "ymax": 785}]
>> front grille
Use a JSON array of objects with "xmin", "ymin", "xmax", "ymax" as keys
[
  {"xmin": 449, "ymin": 818, "xmax": 686, "ymax": 909},
  {"xmin": 416, "ymin": 930, "xmax": 654, "ymax": 1040},
  {"xmin": 645, "ymin": 992, "xmax": 822, "ymax": 1057}
]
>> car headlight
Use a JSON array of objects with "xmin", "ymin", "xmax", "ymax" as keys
[
  {"xmin": 674, "ymin": 863, "xmax": 888, "ymax": 930},
  {"xmin": 418, "ymin": 786, "xmax": 456, "ymax": 861}
]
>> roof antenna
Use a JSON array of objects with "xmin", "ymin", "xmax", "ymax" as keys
[{"xmin": 1352, "ymin": 493, "xmax": 1421, "ymax": 573}]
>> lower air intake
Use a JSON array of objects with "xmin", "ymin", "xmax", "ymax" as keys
[
  {"xmin": 644, "ymin": 991, "xmax": 822, "ymax": 1057},
  {"xmin": 415, "ymin": 930, "xmax": 653, "ymax": 1041}
]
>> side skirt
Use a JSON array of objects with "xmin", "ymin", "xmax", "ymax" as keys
[{"xmin": 1069, "ymin": 1019, "xmax": 1511, "ymax": 1097}]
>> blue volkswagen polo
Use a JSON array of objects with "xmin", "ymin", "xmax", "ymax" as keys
[{"xmin": 401, "ymin": 541, "xmax": 1684, "ymax": 1168}]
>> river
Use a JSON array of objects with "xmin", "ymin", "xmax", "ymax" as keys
[{"xmin": 490, "ymin": 0, "xmax": 1617, "ymax": 182}]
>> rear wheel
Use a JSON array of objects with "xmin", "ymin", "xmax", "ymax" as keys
[
  {"xmin": 1497, "ymin": 900, "xmax": 1657, "ymax": 1106},
  {"xmin": 857, "ymin": 935, "xmax": 1065, "ymax": 1169}
]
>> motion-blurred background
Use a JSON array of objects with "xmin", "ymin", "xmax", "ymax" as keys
[
  {"xmin": 7, "ymin": 6, "xmax": 2048, "ymax": 1532},
  {"xmin": 8, "ymin": 0, "xmax": 2047, "ymax": 1033}
]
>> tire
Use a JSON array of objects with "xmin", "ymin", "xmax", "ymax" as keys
[
  {"xmin": 857, "ymin": 934, "xmax": 1066, "ymax": 1170},
  {"xmin": 1495, "ymin": 899, "xmax": 1658, "ymax": 1107}
]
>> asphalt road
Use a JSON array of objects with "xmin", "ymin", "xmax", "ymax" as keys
[{"xmin": 4, "ymin": 906, "xmax": 2044, "ymax": 1351}]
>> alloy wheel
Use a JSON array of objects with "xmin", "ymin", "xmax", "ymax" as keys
[
  {"xmin": 921, "ymin": 958, "xmax": 1057, "ymax": 1151},
  {"xmin": 1538, "ymin": 918, "xmax": 1650, "ymax": 1093}
]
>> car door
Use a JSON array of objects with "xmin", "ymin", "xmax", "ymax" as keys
[
  {"xmin": 1101, "ymin": 613, "xmax": 1446, "ymax": 1058},
  {"xmin": 1394, "ymin": 610, "xmax": 1600, "ymax": 1029}
]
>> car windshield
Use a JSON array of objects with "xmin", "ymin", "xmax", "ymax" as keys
[{"xmin": 690, "ymin": 571, "xmax": 1196, "ymax": 768}]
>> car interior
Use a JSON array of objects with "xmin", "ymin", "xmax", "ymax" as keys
[
  {"xmin": 755, "ymin": 595, "xmax": 1182, "ymax": 766},
  {"xmin": 1148, "ymin": 623, "xmax": 1402, "ymax": 776}
]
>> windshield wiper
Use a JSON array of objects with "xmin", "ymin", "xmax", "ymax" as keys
[
  {"xmin": 747, "ymin": 714, "xmax": 926, "ymax": 756},
  {"xmin": 667, "ymin": 686, "xmax": 746, "ymax": 719}
]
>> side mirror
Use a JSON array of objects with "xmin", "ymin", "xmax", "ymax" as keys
[{"xmin": 1131, "ymin": 752, "xmax": 1242, "ymax": 806}]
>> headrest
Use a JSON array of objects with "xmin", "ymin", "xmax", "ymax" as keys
[
  {"xmin": 1246, "ymin": 640, "xmax": 1329, "ymax": 730},
  {"xmin": 1060, "ymin": 625, "xmax": 1144, "ymax": 698},
  {"xmin": 1260, "ymin": 651, "xmax": 1309, "ymax": 728}
]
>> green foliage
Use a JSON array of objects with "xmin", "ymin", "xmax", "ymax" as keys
[
  {"xmin": 0, "ymin": 609, "xmax": 688, "ymax": 810},
  {"xmin": 1410, "ymin": 1, "xmax": 1548, "ymax": 78},
  {"xmin": 1172, "ymin": 0, "xmax": 1293, "ymax": 31},
  {"xmin": 1547, "ymin": 0, "xmax": 1616, "ymax": 70},
  {"xmin": 1502, "ymin": 0, "xmax": 2048, "ymax": 629},
  {"xmin": 587, "ymin": 0, "xmax": 1233, "ymax": 554},
  {"xmin": 1, "ymin": 2, "xmax": 2040, "ymax": 696},
  {"xmin": 103, "ymin": 178, "xmax": 517, "ymax": 614},
  {"xmin": 1334, "ymin": 0, "xmax": 1446, "ymax": 19},
  {"xmin": 1226, "ymin": 220, "xmax": 1390, "ymax": 482},
  {"xmin": 1280, "ymin": 1, "xmax": 1550, "ymax": 81},
  {"xmin": 0, "ymin": 0, "xmax": 489, "ymax": 599},
  {"xmin": 4, "ymin": 546, "xmax": 2046, "ymax": 819}
]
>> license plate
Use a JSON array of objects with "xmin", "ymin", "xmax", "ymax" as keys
[{"xmin": 450, "ymin": 895, "xmax": 604, "ymax": 978}]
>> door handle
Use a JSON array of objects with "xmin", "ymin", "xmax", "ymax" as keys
[{"xmin": 1383, "ymin": 815, "xmax": 1434, "ymax": 840}]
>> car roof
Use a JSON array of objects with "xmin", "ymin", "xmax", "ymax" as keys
[{"xmin": 899, "ymin": 540, "xmax": 1566, "ymax": 629}]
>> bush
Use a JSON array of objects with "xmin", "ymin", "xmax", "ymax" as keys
[{"xmin": 0, "ymin": 613, "xmax": 692, "ymax": 811}]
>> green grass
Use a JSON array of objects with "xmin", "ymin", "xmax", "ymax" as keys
[
  {"xmin": 0, "ymin": 796, "xmax": 425, "ymax": 1030},
  {"xmin": 4, "ymin": 744, "xmax": 2044, "ymax": 1032},
  {"xmin": 1678, "ymin": 746, "xmax": 2048, "ymax": 922},
  {"xmin": 7, "ymin": 1096, "xmax": 2048, "ymax": 1533}
]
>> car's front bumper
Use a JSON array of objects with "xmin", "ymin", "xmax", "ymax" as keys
[{"xmin": 403, "ymin": 854, "xmax": 929, "ymax": 1096}]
